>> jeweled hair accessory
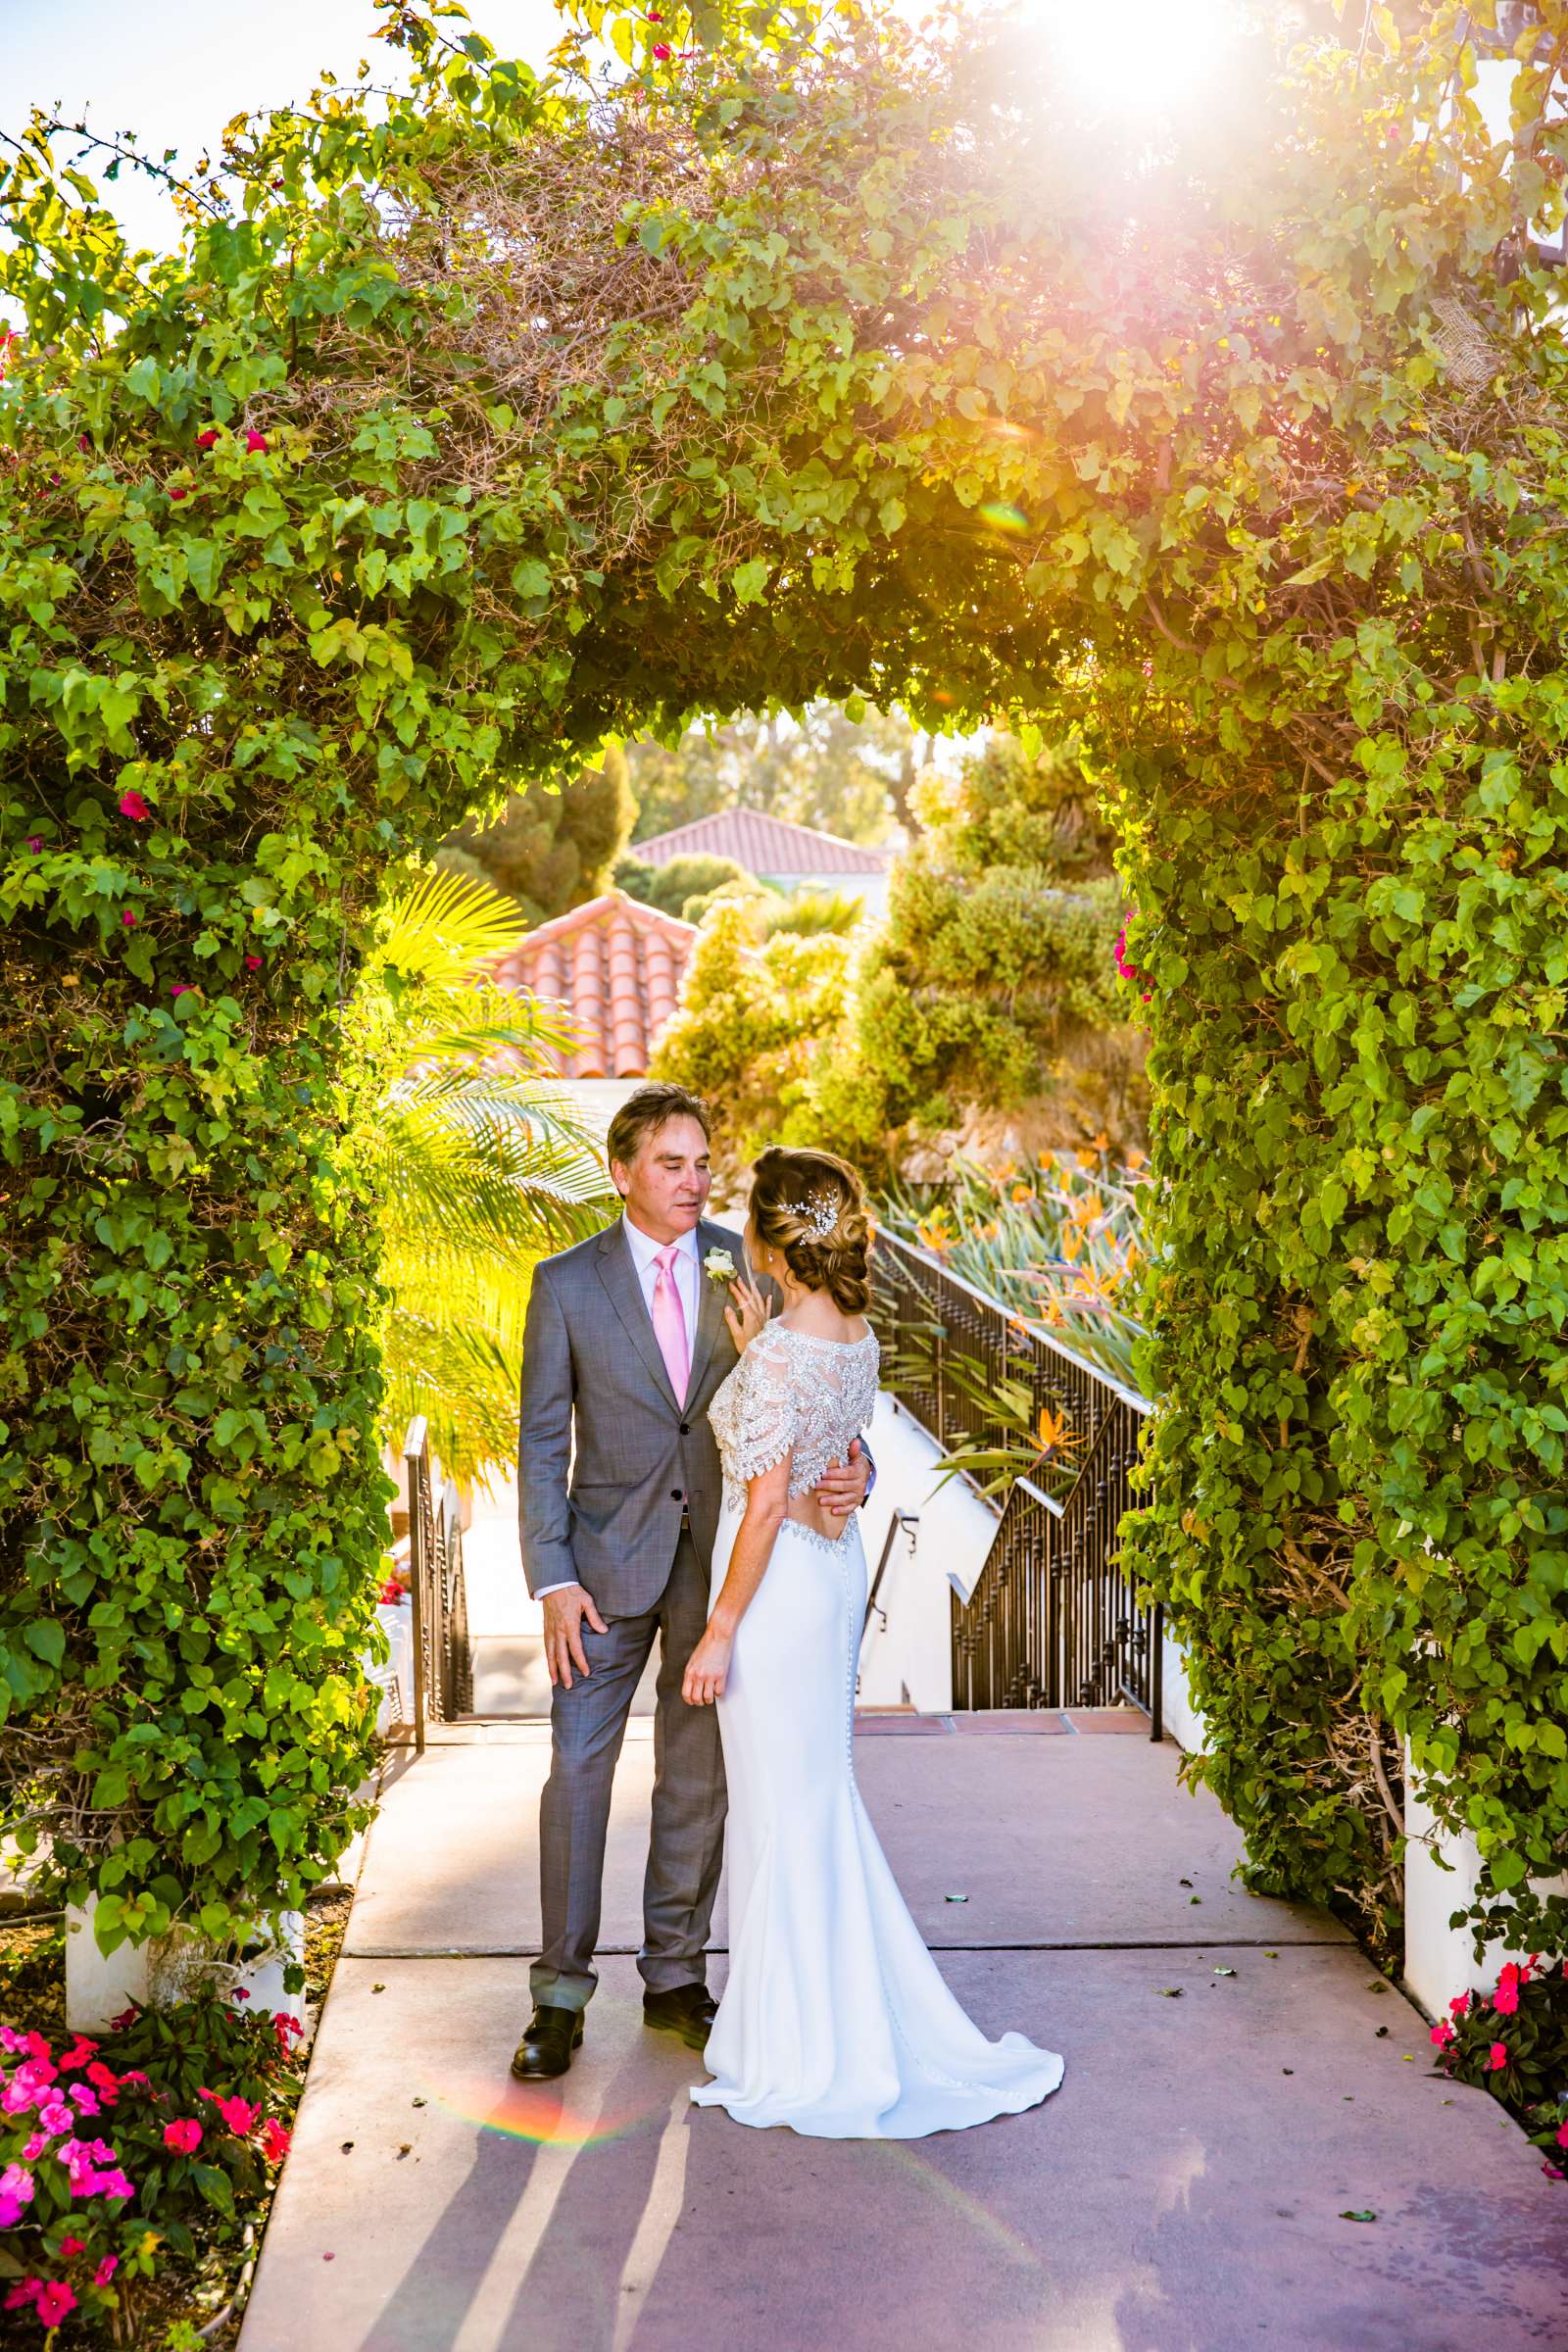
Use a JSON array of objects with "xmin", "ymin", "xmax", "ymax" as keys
[{"xmin": 783, "ymin": 1190, "xmax": 839, "ymax": 1240}]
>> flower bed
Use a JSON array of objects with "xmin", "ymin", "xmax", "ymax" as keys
[
  {"xmin": 878, "ymin": 1147, "xmax": 1150, "ymax": 1395},
  {"xmin": 0, "ymin": 1892, "xmax": 353, "ymax": 2343},
  {"xmin": 1428, "ymin": 1955, "xmax": 1568, "ymax": 2182}
]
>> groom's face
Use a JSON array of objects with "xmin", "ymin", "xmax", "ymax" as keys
[{"xmin": 614, "ymin": 1114, "xmax": 711, "ymax": 1241}]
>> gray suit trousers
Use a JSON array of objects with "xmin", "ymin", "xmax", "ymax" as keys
[{"xmin": 531, "ymin": 1526, "xmax": 725, "ymax": 2011}]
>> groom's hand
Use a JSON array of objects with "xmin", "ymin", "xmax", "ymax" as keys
[
  {"xmin": 542, "ymin": 1584, "xmax": 609, "ymax": 1690},
  {"xmin": 813, "ymin": 1437, "xmax": 871, "ymax": 1520}
]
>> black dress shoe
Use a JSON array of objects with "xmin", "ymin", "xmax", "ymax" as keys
[
  {"xmin": 510, "ymin": 2004, "xmax": 584, "ymax": 2081},
  {"xmin": 642, "ymin": 1983, "xmax": 719, "ymax": 2050}
]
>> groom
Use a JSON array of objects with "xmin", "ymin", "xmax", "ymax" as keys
[{"xmin": 512, "ymin": 1081, "xmax": 871, "ymax": 2080}]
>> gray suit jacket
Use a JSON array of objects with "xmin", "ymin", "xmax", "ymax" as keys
[{"xmin": 518, "ymin": 1217, "xmax": 750, "ymax": 1617}]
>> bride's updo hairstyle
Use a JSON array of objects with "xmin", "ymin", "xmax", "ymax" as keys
[{"xmin": 748, "ymin": 1147, "xmax": 872, "ymax": 1315}]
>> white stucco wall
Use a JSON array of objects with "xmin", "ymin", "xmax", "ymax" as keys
[
  {"xmin": 855, "ymin": 1394, "xmax": 1001, "ymax": 1711},
  {"xmin": 1402, "ymin": 1739, "xmax": 1568, "ymax": 2017}
]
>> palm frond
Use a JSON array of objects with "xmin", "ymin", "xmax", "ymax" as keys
[{"xmin": 374, "ymin": 866, "xmax": 530, "ymax": 988}]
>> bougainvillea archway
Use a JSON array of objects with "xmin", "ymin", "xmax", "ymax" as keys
[{"xmin": 2, "ymin": 0, "xmax": 1565, "ymax": 1970}]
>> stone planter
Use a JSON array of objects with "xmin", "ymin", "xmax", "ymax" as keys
[{"xmin": 66, "ymin": 1896, "xmax": 307, "ymax": 2034}]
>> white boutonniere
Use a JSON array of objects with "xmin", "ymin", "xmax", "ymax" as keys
[{"xmin": 703, "ymin": 1246, "xmax": 738, "ymax": 1287}]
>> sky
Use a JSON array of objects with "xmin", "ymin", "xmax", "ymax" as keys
[{"xmin": 0, "ymin": 0, "xmax": 564, "ymax": 257}]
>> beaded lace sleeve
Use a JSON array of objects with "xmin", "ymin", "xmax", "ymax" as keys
[
  {"xmin": 708, "ymin": 1329, "xmax": 796, "ymax": 1506},
  {"xmin": 709, "ymin": 1326, "xmax": 880, "ymax": 1513}
]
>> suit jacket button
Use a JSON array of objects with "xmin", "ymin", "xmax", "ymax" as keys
[
  {"xmin": 679, "ymin": 1422, "xmax": 691, "ymax": 1435},
  {"xmin": 670, "ymin": 1488, "xmax": 683, "ymax": 1501}
]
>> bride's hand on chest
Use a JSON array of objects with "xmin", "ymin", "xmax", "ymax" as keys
[{"xmin": 723, "ymin": 1273, "xmax": 772, "ymax": 1353}]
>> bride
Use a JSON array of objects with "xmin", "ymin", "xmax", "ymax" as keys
[{"xmin": 680, "ymin": 1145, "xmax": 1064, "ymax": 2139}]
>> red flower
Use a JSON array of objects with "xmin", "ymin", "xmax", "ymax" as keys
[
  {"xmin": 59, "ymin": 2236, "xmax": 85, "ymax": 2257},
  {"xmin": 652, "ymin": 40, "xmax": 670, "ymax": 57},
  {"xmin": 260, "ymin": 2117, "xmax": 291, "ymax": 2163},
  {"xmin": 35, "ymin": 2280, "xmax": 77, "ymax": 2326},
  {"xmin": 233, "ymin": 1986, "xmax": 251, "ymax": 2002},
  {"xmin": 118, "ymin": 790, "xmax": 150, "ymax": 821},
  {"xmin": 1493, "ymin": 1982, "xmax": 1520, "ymax": 2016},
  {"xmin": 244, "ymin": 953, "xmax": 264, "ymax": 969},
  {"xmin": 1488, "ymin": 2040, "xmax": 1508, "ymax": 2072},
  {"xmin": 197, "ymin": 428, "xmax": 220, "ymax": 450},
  {"xmin": 163, "ymin": 2118, "xmax": 202, "ymax": 2153},
  {"xmin": 217, "ymin": 2093, "xmax": 259, "ymax": 2134},
  {"xmin": 1557, "ymin": 2121, "xmax": 1568, "ymax": 2148},
  {"xmin": 170, "ymin": 485, "xmax": 189, "ymax": 501},
  {"xmin": 121, "ymin": 909, "xmax": 138, "ymax": 928},
  {"xmin": 1428, "ymin": 2020, "xmax": 1453, "ymax": 2047},
  {"xmin": 1447, "ymin": 1991, "xmax": 1470, "ymax": 2018},
  {"xmin": 245, "ymin": 430, "xmax": 269, "ymax": 454}
]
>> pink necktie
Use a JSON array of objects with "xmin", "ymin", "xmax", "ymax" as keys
[{"xmin": 651, "ymin": 1244, "xmax": 690, "ymax": 1404}]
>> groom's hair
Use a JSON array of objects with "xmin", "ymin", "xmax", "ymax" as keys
[{"xmin": 606, "ymin": 1082, "xmax": 711, "ymax": 1175}]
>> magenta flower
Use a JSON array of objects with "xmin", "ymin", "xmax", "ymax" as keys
[
  {"xmin": 260, "ymin": 2117, "xmax": 291, "ymax": 2163},
  {"xmin": 197, "ymin": 428, "xmax": 220, "ymax": 450},
  {"xmin": 170, "ymin": 981, "xmax": 194, "ymax": 1000},
  {"xmin": 1428, "ymin": 2020, "xmax": 1453, "ymax": 2047},
  {"xmin": 652, "ymin": 39, "xmax": 671, "ymax": 56},
  {"xmin": 35, "ymin": 2280, "xmax": 76, "ymax": 2327},
  {"xmin": 121, "ymin": 909, "xmax": 137, "ymax": 928},
  {"xmin": 233, "ymin": 1986, "xmax": 251, "ymax": 2002},
  {"xmin": 78, "ymin": 433, "xmax": 90, "ymax": 452},
  {"xmin": 58, "ymin": 2237, "xmax": 84, "ymax": 2258},
  {"xmin": 118, "ymin": 790, "xmax": 150, "ymax": 822},
  {"xmin": 1488, "ymin": 2040, "xmax": 1508, "ymax": 2071},
  {"xmin": 1493, "ymin": 1982, "xmax": 1520, "ymax": 2016},
  {"xmin": 1447, "ymin": 1991, "xmax": 1471, "ymax": 2018},
  {"xmin": 1557, "ymin": 2121, "xmax": 1568, "ymax": 2148},
  {"xmin": 244, "ymin": 952, "xmax": 264, "ymax": 970},
  {"xmin": 163, "ymin": 2118, "xmax": 202, "ymax": 2153},
  {"xmin": 170, "ymin": 485, "xmax": 189, "ymax": 501},
  {"xmin": 217, "ymin": 2092, "xmax": 259, "ymax": 2133},
  {"xmin": 93, "ymin": 2254, "xmax": 118, "ymax": 2285},
  {"xmin": 245, "ymin": 430, "xmax": 269, "ymax": 454},
  {"xmin": 3, "ymin": 2282, "xmax": 41, "ymax": 2315},
  {"xmin": 24, "ymin": 835, "xmax": 42, "ymax": 854}
]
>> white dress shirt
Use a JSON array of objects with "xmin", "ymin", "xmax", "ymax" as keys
[{"xmin": 534, "ymin": 1216, "xmax": 703, "ymax": 1597}]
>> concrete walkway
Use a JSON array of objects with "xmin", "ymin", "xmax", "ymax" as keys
[{"xmin": 239, "ymin": 1715, "xmax": 1566, "ymax": 2352}]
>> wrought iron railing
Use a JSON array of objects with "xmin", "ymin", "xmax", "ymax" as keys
[
  {"xmin": 871, "ymin": 1232, "xmax": 1162, "ymax": 1737},
  {"xmin": 404, "ymin": 1416, "xmax": 474, "ymax": 1749}
]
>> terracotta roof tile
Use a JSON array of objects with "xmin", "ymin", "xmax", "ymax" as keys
[
  {"xmin": 631, "ymin": 807, "xmax": 889, "ymax": 876},
  {"xmin": 487, "ymin": 890, "xmax": 699, "ymax": 1079}
]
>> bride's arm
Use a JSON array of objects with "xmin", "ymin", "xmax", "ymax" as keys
[{"xmin": 682, "ymin": 1451, "xmax": 791, "ymax": 1706}]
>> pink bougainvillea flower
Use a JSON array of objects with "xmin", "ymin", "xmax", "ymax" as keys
[
  {"xmin": 35, "ymin": 2280, "xmax": 76, "ymax": 2326},
  {"xmin": 1488, "ymin": 2041, "xmax": 1508, "ymax": 2071},
  {"xmin": 260, "ymin": 2117, "xmax": 292, "ymax": 2163},
  {"xmin": 197, "ymin": 428, "xmax": 220, "ymax": 450},
  {"xmin": 1428, "ymin": 2020, "xmax": 1454, "ymax": 2047},
  {"xmin": 245, "ymin": 430, "xmax": 269, "ymax": 454},
  {"xmin": 244, "ymin": 952, "xmax": 264, "ymax": 969},
  {"xmin": 24, "ymin": 835, "xmax": 42, "ymax": 854},
  {"xmin": 217, "ymin": 2094, "xmax": 259, "ymax": 2134},
  {"xmin": 118, "ymin": 790, "xmax": 150, "ymax": 822},
  {"xmin": 1447, "ymin": 1991, "xmax": 1471, "ymax": 2018},
  {"xmin": 170, "ymin": 981, "xmax": 194, "ymax": 1000},
  {"xmin": 93, "ymin": 2254, "xmax": 118, "ymax": 2285},
  {"xmin": 59, "ymin": 2236, "xmax": 85, "ymax": 2258},
  {"xmin": 108, "ymin": 2008, "xmax": 138, "ymax": 2034},
  {"xmin": 163, "ymin": 2118, "xmax": 202, "ymax": 2153}
]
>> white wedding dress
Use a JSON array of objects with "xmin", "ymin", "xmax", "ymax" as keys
[{"xmin": 691, "ymin": 1321, "xmax": 1064, "ymax": 2138}]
